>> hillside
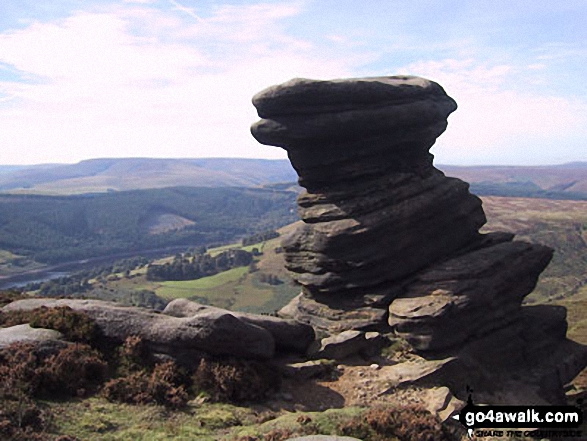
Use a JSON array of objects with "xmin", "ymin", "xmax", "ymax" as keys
[
  {"xmin": 0, "ymin": 186, "xmax": 297, "ymax": 269},
  {"xmin": 480, "ymin": 196, "xmax": 587, "ymax": 303},
  {"xmin": 3, "ymin": 158, "xmax": 587, "ymax": 199},
  {"xmin": 440, "ymin": 162, "xmax": 587, "ymax": 199},
  {"xmin": 0, "ymin": 158, "xmax": 298, "ymax": 194},
  {"xmin": 32, "ymin": 223, "xmax": 303, "ymax": 314}
]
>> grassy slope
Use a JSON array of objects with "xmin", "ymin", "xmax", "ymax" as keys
[
  {"xmin": 46, "ymin": 397, "xmax": 364, "ymax": 441},
  {"xmin": 480, "ymin": 196, "xmax": 587, "ymax": 303},
  {"xmin": 83, "ymin": 223, "xmax": 301, "ymax": 314}
]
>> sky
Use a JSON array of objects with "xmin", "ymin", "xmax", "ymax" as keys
[{"xmin": 0, "ymin": 0, "xmax": 586, "ymax": 166}]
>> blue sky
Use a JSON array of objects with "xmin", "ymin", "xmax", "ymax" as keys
[{"xmin": 0, "ymin": 0, "xmax": 585, "ymax": 165}]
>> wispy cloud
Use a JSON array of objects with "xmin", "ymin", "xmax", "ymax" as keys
[
  {"xmin": 404, "ymin": 58, "xmax": 587, "ymax": 164},
  {"xmin": 0, "ymin": 1, "xmax": 585, "ymax": 165},
  {"xmin": 0, "ymin": 1, "xmax": 357, "ymax": 164}
]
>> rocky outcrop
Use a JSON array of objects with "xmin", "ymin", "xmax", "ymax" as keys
[
  {"xmin": 252, "ymin": 76, "xmax": 485, "ymax": 299},
  {"xmin": 388, "ymin": 240, "xmax": 553, "ymax": 353},
  {"xmin": 2, "ymin": 299, "xmax": 275, "ymax": 361},
  {"xmin": 251, "ymin": 75, "xmax": 587, "ymax": 404}
]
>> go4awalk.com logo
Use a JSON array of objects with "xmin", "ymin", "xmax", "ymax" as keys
[{"xmin": 453, "ymin": 392, "xmax": 584, "ymax": 439}]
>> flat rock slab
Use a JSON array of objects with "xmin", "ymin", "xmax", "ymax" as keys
[
  {"xmin": 163, "ymin": 298, "xmax": 315, "ymax": 353},
  {"xmin": 3, "ymin": 299, "xmax": 275, "ymax": 360},
  {"xmin": 378, "ymin": 356, "xmax": 457, "ymax": 390},
  {"xmin": 278, "ymin": 359, "xmax": 335, "ymax": 380},
  {"xmin": 0, "ymin": 323, "xmax": 64, "ymax": 349},
  {"xmin": 307, "ymin": 330, "xmax": 388, "ymax": 360}
]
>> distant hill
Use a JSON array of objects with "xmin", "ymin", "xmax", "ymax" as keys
[
  {"xmin": 1, "ymin": 158, "xmax": 587, "ymax": 199},
  {"xmin": 439, "ymin": 162, "xmax": 587, "ymax": 199},
  {"xmin": 0, "ymin": 158, "xmax": 298, "ymax": 194}
]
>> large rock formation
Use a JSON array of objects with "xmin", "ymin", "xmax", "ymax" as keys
[
  {"xmin": 251, "ymin": 75, "xmax": 587, "ymax": 404},
  {"xmin": 252, "ymin": 77, "xmax": 485, "ymax": 299}
]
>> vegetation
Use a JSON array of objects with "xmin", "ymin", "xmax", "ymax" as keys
[
  {"xmin": 0, "ymin": 186, "xmax": 297, "ymax": 265},
  {"xmin": 481, "ymin": 196, "xmax": 587, "ymax": 302},
  {"xmin": 192, "ymin": 357, "xmax": 280, "ymax": 403},
  {"xmin": 0, "ymin": 305, "xmax": 287, "ymax": 440},
  {"xmin": 471, "ymin": 181, "xmax": 587, "ymax": 201},
  {"xmin": 0, "ymin": 306, "xmax": 99, "ymax": 343},
  {"xmin": 146, "ymin": 249, "xmax": 253, "ymax": 281},
  {"xmin": 242, "ymin": 230, "xmax": 280, "ymax": 246},
  {"xmin": 18, "ymin": 225, "xmax": 300, "ymax": 314}
]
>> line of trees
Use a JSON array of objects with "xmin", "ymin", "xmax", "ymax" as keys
[
  {"xmin": 146, "ymin": 249, "xmax": 254, "ymax": 282},
  {"xmin": 241, "ymin": 230, "xmax": 280, "ymax": 246}
]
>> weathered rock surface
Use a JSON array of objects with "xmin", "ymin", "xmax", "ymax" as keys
[
  {"xmin": 252, "ymin": 76, "xmax": 486, "ymax": 298},
  {"xmin": 277, "ymin": 359, "xmax": 335, "ymax": 380},
  {"xmin": 3, "ymin": 299, "xmax": 275, "ymax": 360},
  {"xmin": 388, "ymin": 240, "xmax": 553, "ymax": 353},
  {"xmin": 307, "ymin": 330, "xmax": 388, "ymax": 360},
  {"xmin": 0, "ymin": 323, "xmax": 64, "ymax": 349},
  {"xmin": 163, "ymin": 298, "xmax": 315, "ymax": 353},
  {"xmin": 251, "ymin": 75, "xmax": 587, "ymax": 405},
  {"xmin": 279, "ymin": 293, "xmax": 390, "ymax": 335},
  {"xmin": 423, "ymin": 387, "xmax": 465, "ymax": 422}
]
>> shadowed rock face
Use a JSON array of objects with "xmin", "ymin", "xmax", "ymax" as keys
[
  {"xmin": 251, "ymin": 75, "xmax": 587, "ymax": 404},
  {"xmin": 252, "ymin": 76, "xmax": 486, "ymax": 297}
]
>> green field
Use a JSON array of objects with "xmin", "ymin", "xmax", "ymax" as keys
[{"xmin": 75, "ymin": 226, "xmax": 300, "ymax": 314}]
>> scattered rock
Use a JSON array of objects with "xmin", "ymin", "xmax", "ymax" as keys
[
  {"xmin": 423, "ymin": 386, "xmax": 465, "ymax": 422},
  {"xmin": 377, "ymin": 356, "xmax": 457, "ymax": 391}
]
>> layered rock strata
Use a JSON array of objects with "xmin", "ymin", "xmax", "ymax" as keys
[
  {"xmin": 251, "ymin": 76, "xmax": 587, "ymax": 404},
  {"xmin": 252, "ymin": 77, "xmax": 486, "ymax": 299}
]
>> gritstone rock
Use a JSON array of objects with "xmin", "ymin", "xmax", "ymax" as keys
[
  {"xmin": 251, "ymin": 75, "xmax": 587, "ymax": 404},
  {"xmin": 0, "ymin": 323, "xmax": 65, "ymax": 349},
  {"xmin": 2, "ymin": 299, "xmax": 275, "ymax": 360},
  {"xmin": 163, "ymin": 298, "xmax": 315, "ymax": 353}
]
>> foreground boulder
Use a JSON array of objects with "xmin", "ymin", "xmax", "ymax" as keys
[
  {"xmin": 3, "ymin": 299, "xmax": 275, "ymax": 360},
  {"xmin": 251, "ymin": 75, "xmax": 587, "ymax": 404},
  {"xmin": 163, "ymin": 298, "xmax": 315, "ymax": 353},
  {"xmin": 0, "ymin": 323, "xmax": 64, "ymax": 349}
]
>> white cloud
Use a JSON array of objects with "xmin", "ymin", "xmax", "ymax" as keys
[
  {"xmin": 403, "ymin": 58, "xmax": 587, "ymax": 165},
  {"xmin": 0, "ymin": 1, "xmax": 358, "ymax": 164}
]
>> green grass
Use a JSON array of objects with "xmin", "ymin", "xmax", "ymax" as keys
[
  {"xmin": 48, "ymin": 398, "xmax": 260, "ymax": 440},
  {"xmin": 79, "ymin": 234, "xmax": 299, "ymax": 314},
  {"xmin": 46, "ymin": 396, "xmax": 366, "ymax": 441},
  {"xmin": 0, "ymin": 248, "xmax": 44, "ymax": 277},
  {"xmin": 162, "ymin": 266, "xmax": 250, "ymax": 290}
]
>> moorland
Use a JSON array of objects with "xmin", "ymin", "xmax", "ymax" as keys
[{"xmin": 1, "ymin": 158, "xmax": 587, "ymax": 440}]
